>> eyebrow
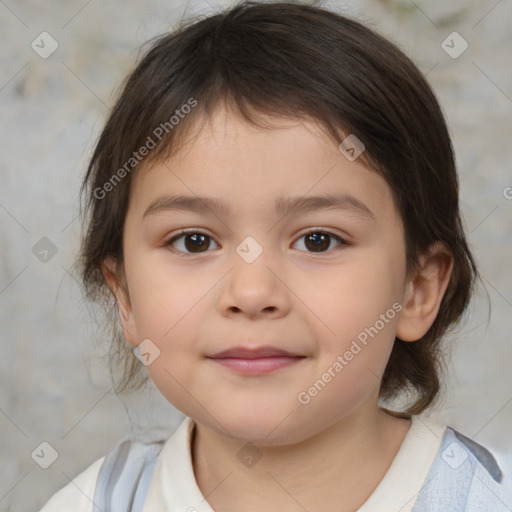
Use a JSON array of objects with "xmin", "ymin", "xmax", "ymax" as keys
[{"xmin": 142, "ymin": 193, "xmax": 375, "ymax": 221}]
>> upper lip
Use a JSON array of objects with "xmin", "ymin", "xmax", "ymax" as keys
[{"xmin": 208, "ymin": 345, "xmax": 304, "ymax": 359}]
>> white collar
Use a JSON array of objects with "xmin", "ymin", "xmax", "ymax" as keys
[
  {"xmin": 144, "ymin": 415, "xmax": 213, "ymax": 512},
  {"xmin": 358, "ymin": 414, "xmax": 446, "ymax": 511},
  {"xmin": 144, "ymin": 414, "xmax": 446, "ymax": 512}
]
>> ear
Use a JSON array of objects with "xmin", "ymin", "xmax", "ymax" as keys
[
  {"xmin": 396, "ymin": 242, "xmax": 454, "ymax": 342},
  {"xmin": 101, "ymin": 256, "xmax": 139, "ymax": 347}
]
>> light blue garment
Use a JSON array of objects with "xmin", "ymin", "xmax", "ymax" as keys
[
  {"xmin": 412, "ymin": 427, "xmax": 511, "ymax": 511},
  {"xmin": 93, "ymin": 438, "xmax": 164, "ymax": 512},
  {"xmin": 94, "ymin": 424, "xmax": 511, "ymax": 511}
]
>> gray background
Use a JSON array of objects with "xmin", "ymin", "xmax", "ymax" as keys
[{"xmin": 1, "ymin": 0, "xmax": 511, "ymax": 510}]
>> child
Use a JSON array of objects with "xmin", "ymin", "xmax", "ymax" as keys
[{"xmin": 40, "ymin": 1, "xmax": 511, "ymax": 510}]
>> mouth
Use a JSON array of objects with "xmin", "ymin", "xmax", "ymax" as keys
[{"xmin": 206, "ymin": 346, "xmax": 306, "ymax": 375}]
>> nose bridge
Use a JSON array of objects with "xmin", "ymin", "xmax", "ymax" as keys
[{"xmin": 219, "ymin": 234, "xmax": 288, "ymax": 317}]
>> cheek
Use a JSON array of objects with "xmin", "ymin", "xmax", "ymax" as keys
[
  {"xmin": 126, "ymin": 251, "xmax": 209, "ymax": 338},
  {"xmin": 144, "ymin": 361, "xmax": 201, "ymax": 421},
  {"xmin": 125, "ymin": 251, "xmax": 210, "ymax": 376},
  {"xmin": 303, "ymin": 252, "xmax": 403, "ymax": 395},
  {"xmin": 300, "ymin": 314, "xmax": 400, "ymax": 423},
  {"xmin": 306, "ymin": 252, "xmax": 402, "ymax": 337}
]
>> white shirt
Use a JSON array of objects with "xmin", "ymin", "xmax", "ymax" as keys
[{"xmin": 39, "ymin": 414, "xmax": 446, "ymax": 511}]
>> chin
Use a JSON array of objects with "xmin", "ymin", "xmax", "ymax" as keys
[
  {"xmin": 190, "ymin": 404, "xmax": 269, "ymax": 434},
  {"xmin": 205, "ymin": 406, "xmax": 307, "ymax": 446}
]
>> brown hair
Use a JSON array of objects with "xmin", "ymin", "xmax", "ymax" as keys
[{"xmin": 76, "ymin": 0, "xmax": 479, "ymax": 415}]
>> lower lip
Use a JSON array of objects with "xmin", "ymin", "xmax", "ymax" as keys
[{"xmin": 209, "ymin": 356, "xmax": 304, "ymax": 375}]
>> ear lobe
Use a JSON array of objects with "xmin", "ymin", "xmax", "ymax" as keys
[
  {"xmin": 101, "ymin": 256, "xmax": 139, "ymax": 346},
  {"xmin": 396, "ymin": 242, "xmax": 454, "ymax": 342}
]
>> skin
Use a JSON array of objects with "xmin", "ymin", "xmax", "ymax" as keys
[{"xmin": 103, "ymin": 104, "xmax": 453, "ymax": 511}]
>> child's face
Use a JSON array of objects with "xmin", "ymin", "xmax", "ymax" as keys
[{"xmin": 113, "ymin": 105, "xmax": 411, "ymax": 445}]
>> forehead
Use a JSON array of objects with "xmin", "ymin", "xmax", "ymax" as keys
[{"xmin": 127, "ymin": 106, "xmax": 399, "ymax": 226}]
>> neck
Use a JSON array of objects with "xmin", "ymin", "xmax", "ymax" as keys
[{"xmin": 191, "ymin": 406, "xmax": 412, "ymax": 512}]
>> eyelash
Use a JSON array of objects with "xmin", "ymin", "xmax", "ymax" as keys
[{"xmin": 163, "ymin": 228, "xmax": 347, "ymax": 256}]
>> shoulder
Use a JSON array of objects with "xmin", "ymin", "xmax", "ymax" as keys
[
  {"xmin": 38, "ymin": 456, "xmax": 105, "ymax": 512},
  {"xmin": 93, "ymin": 437, "xmax": 166, "ymax": 512},
  {"xmin": 413, "ymin": 423, "xmax": 512, "ymax": 511},
  {"xmin": 38, "ymin": 437, "xmax": 167, "ymax": 512}
]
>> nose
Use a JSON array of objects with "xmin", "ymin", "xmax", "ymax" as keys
[{"xmin": 217, "ymin": 247, "xmax": 291, "ymax": 320}]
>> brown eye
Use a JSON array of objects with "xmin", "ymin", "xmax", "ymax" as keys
[
  {"xmin": 166, "ymin": 231, "xmax": 219, "ymax": 254},
  {"xmin": 293, "ymin": 231, "xmax": 345, "ymax": 253}
]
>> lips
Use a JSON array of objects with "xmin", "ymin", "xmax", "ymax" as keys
[
  {"xmin": 207, "ymin": 345, "xmax": 306, "ymax": 375},
  {"xmin": 208, "ymin": 346, "xmax": 302, "ymax": 359}
]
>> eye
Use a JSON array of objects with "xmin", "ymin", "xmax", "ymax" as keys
[
  {"xmin": 292, "ymin": 230, "xmax": 346, "ymax": 253},
  {"xmin": 164, "ymin": 228, "xmax": 346, "ymax": 256},
  {"xmin": 165, "ymin": 230, "xmax": 219, "ymax": 254}
]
